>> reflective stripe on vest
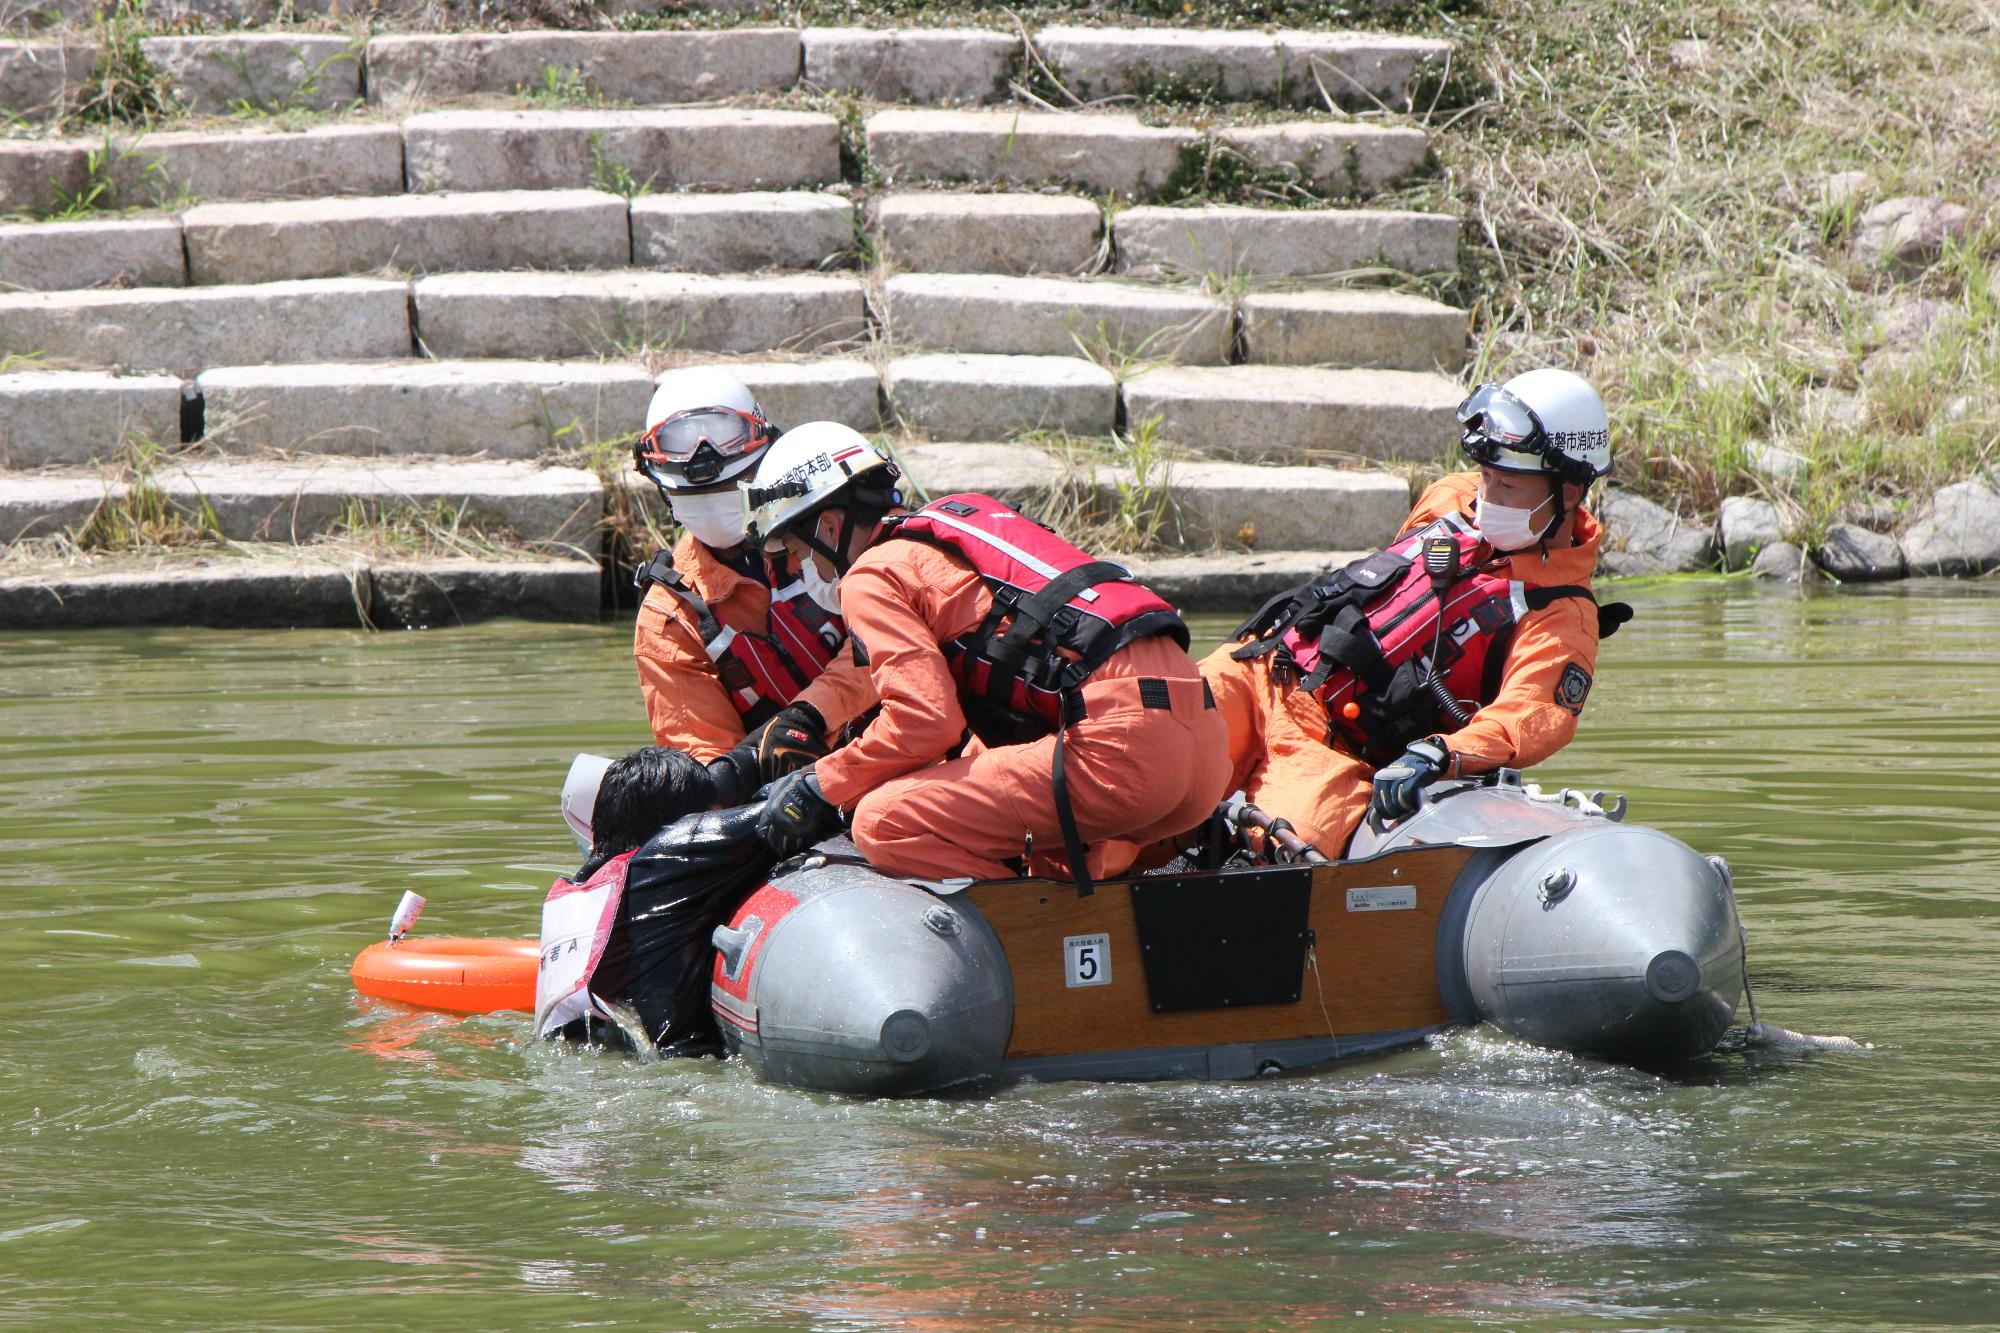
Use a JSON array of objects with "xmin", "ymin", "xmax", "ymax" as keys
[
  {"xmin": 637, "ymin": 552, "xmax": 844, "ymax": 728},
  {"xmin": 884, "ymin": 493, "xmax": 1190, "ymax": 743}
]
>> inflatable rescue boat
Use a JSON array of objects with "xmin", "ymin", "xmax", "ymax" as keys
[{"xmin": 705, "ymin": 771, "xmax": 1746, "ymax": 1097}]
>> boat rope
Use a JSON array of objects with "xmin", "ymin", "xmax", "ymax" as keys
[
  {"xmin": 1739, "ymin": 896, "xmax": 1868, "ymax": 1051},
  {"xmin": 1305, "ymin": 943, "xmax": 1340, "ymax": 1061}
]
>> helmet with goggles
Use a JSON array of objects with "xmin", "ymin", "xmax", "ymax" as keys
[
  {"xmin": 633, "ymin": 367, "xmax": 774, "ymax": 495},
  {"xmin": 741, "ymin": 422, "xmax": 902, "ymax": 574},
  {"xmin": 1457, "ymin": 368, "xmax": 1611, "ymax": 487}
]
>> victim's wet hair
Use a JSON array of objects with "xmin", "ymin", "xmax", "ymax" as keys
[{"xmin": 590, "ymin": 746, "xmax": 712, "ymax": 859}]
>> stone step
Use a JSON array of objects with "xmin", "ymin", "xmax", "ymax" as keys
[
  {"xmin": 882, "ymin": 272, "xmax": 1231, "ymax": 363},
  {"xmin": 183, "ymin": 189, "xmax": 630, "ymax": 285},
  {"xmin": 885, "ymin": 353, "xmax": 1116, "ymax": 440},
  {"xmin": 864, "ymin": 108, "xmax": 1428, "ymax": 201},
  {"xmin": 873, "ymin": 192, "xmax": 1102, "ymax": 275},
  {"xmin": 5, "ymin": 357, "xmax": 887, "ymax": 466},
  {"xmin": 866, "ymin": 109, "xmax": 1198, "ymax": 199},
  {"xmin": 0, "ymin": 216, "xmax": 185, "ymax": 291},
  {"xmin": 196, "ymin": 360, "xmax": 651, "ymax": 459},
  {"xmin": 0, "ymin": 124, "xmax": 406, "ymax": 216},
  {"xmin": 899, "ymin": 441, "xmax": 1409, "ymax": 551},
  {"xmin": 138, "ymin": 33, "xmax": 361, "ymax": 114},
  {"xmin": 195, "ymin": 357, "xmax": 885, "ymax": 456},
  {"xmin": 0, "ymin": 546, "xmax": 602, "ymax": 629},
  {"xmin": 1211, "ymin": 123, "xmax": 1429, "ymax": 196},
  {"xmin": 0, "ymin": 456, "xmax": 603, "ymax": 545},
  {"xmin": 0, "ymin": 38, "xmax": 95, "ymax": 122},
  {"xmin": 1114, "ymin": 204, "xmax": 1459, "ymax": 279},
  {"xmin": 365, "ymin": 28, "xmax": 800, "ymax": 106},
  {"xmin": 1034, "ymin": 27, "xmax": 1450, "ymax": 110},
  {"xmin": 411, "ymin": 270, "xmax": 868, "ymax": 360},
  {"xmin": 0, "ymin": 277, "xmax": 411, "ymax": 372},
  {"xmin": 1239, "ymin": 290, "xmax": 1465, "ymax": 371},
  {"xmin": 1122, "ymin": 364, "xmax": 1461, "ymax": 463},
  {"xmin": 1123, "ymin": 549, "xmax": 1360, "ymax": 612},
  {"xmin": 631, "ymin": 191, "xmax": 854, "ymax": 273},
  {"xmin": 3, "ymin": 110, "xmax": 1427, "ymax": 222},
  {"xmin": 1, "ymin": 369, "xmax": 185, "ymax": 468},
  {"xmin": 7, "ymin": 194, "xmax": 1461, "ymax": 319},
  {"xmin": 8, "ymin": 25, "xmax": 1443, "ymax": 126},
  {"xmin": 403, "ymin": 109, "xmax": 841, "ymax": 194},
  {"xmin": 803, "ymin": 27, "xmax": 1017, "ymax": 105},
  {"xmin": 725, "ymin": 358, "xmax": 883, "ymax": 433}
]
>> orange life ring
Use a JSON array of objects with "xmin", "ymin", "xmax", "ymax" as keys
[{"xmin": 350, "ymin": 937, "xmax": 539, "ymax": 1015}]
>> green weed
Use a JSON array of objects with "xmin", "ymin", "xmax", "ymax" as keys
[
  {"xmin": 217, "ymin": 38, "xmax": 365, "ymax": 118},
  {"xmin": 1067, "ymin": 314, "xmax": 1199, "ymax": 382},
  {"xmin": 70, "ymin": 0, "xmax": 174, "ymax": 129},
  {"xmin": 520, "ymin": 63, "xmax": 603, "ymax": 108},
  {"xmin": 1108, "ymin": 413, "xmax": 1183, "ymax": 549},
  {"xmin": 1008, "ymin": 421, "xmax": 1186, "ymax": 553},
  {"xmin": 41, "ymin": 133, "xmax": 192, "ymax": 219},
  {"xmin": 66, "ymin": 434, "xmax": 220, "ymax": 553},
  {"xmin": 324, "ymin": 496, "xmax": 564, "ymax": 562},
  {"xmin": 1157, "ymin": 138, "xmax": 1328, "ymax": 208},
  {"xmin": 587, "ymin": 131, "xmax": 656, "ymax": 199}
]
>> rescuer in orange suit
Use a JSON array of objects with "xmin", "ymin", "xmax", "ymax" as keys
[
  {"xmin": 1201, "ymin": 368, "xmax": 1618, "ymax": 857},
  {"xmin": 628, "ymin": 368, "xmax": 876, "ymax": 805},
  {"xmin": 740, "ymin": 422, "xmax": 1232, "ymax": 886}
]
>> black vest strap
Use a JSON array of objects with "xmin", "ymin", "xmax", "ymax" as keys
[
  {"xmin": 634, "ymin": 549, "xmax": 677, "ymax": 594},
  {"xmin": 1301, "ymin": 604, "xmax": 1394, "ymax": 695},
  {"xmin": 990, "ymin": 561, "xmax": 1133, "ymax": 669},
  {"xmin": 1522, "ymin": 584, "xmax": 1630, "ymax": 638},
  {"xmin": 1052, "ymin": 706, "xmax": 1093, "ymax": 898},
  {"xmin": 658, "ymin": 572, "xmax": 723, "ymax": 644}
]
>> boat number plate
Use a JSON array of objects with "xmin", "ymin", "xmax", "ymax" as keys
[
  {"xmin": 1346, "ymin": 885, "xmax": 1416, "ymax": 912},
  {"xmin": 1064, "ymin": 933, "xmax": 1112, "ymax": 988}
]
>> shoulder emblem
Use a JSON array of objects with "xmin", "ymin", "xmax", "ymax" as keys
[{"xmin": 1554, "ymin": 662, "xmax": 1592, "ymax": 714}]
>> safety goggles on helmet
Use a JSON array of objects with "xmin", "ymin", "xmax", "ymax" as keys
[
  {"xmin": 1456, "ymin": 383, "xmax": 1554, "ymax": 472},
  {"xmin": 637, "ymin": 407, "xmax": 771, "ymax": 466}
]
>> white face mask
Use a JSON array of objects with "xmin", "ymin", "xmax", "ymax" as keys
[
  {"xmin": 1474, "ymin": 493, "xmax": 1556, "ymax": 552},
  {"xmin": 670, "ymin": 489, "xmax": 748, "ymax": 551},
  {"xmin": 797, "ymin": 553, "xmax": 841, "ymax": 613}
]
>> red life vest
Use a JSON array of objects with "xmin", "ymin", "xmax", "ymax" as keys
[
  {"xmin": 1231, "ymin": 514, "xmax": 1597, "ymax": 764},
  {"xmin": 636, "ymin": 550, "xmax": 844, "ymax": 729},
  {"xmin": 883, "ymin": 493, "xmax": 1189, "ymax": 745}
]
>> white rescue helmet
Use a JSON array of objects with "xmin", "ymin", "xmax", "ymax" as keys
[
  {"xmin": 634, "ymin": 367, "xmax": 774, "ymax": 493},
  {"xmin": 740, "ymin": 422, "xmax": 901, "ymax": 564},
  {"xmin": 1457, "ymin": 367, "xmax": 1611, "ymax": 487},
  {"xmin": 560, "ymin": 752, "xmax": 613, "ymax": 856}
]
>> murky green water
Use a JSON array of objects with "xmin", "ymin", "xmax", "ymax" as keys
[{"xmin": 4, "ymin": 581, "xmax": 1998, "ymax": 1330}]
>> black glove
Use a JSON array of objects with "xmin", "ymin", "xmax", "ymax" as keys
[
  {"xmin": 1369, "ymin": 737, "xmax": 1450, "ymax": 824},
  {"xmin": 708, "ymin": 703, "xmax": 829, "ymax": 805},
  {"xmin": 751, "ymin": 702, "xmax": 828, "ymax": 783},
  {"xmin": 756, "ymin": 765, "xmax": 838, "ymax": 857},
  {"xmin": 706, "ymin": 747, "xmax": 761, "ymax": 807}
]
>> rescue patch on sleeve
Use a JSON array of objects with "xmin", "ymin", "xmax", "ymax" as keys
[
  {"xmin": 850, "ymin": 631, "xmax": 870, "ymax": 667},
  {"xmin": 1554, "ymin": 662, "xmax": 1592, "ymax": 714}
]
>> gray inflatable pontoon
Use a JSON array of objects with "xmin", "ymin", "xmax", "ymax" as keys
[{"xmin": 708, "ymin": 773, "xmax": 1746, "ymax": 1097}]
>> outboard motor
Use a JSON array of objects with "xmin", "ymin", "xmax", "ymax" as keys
[{"xmin": 1350, "ymin": 774, "xmax": 1743, "ymax": 1061}]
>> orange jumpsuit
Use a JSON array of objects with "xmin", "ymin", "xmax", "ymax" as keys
[
  {"xmin": 633, "ymin": 534, "xmax": 876, "ymax": 761},
  {"xmin": 1200, "ymin": 472, "xmax": 1604, "ymax": 856},
  {"xmin": 814, "ymin": 538, "xmax": 1233, "ymax": 882}
]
